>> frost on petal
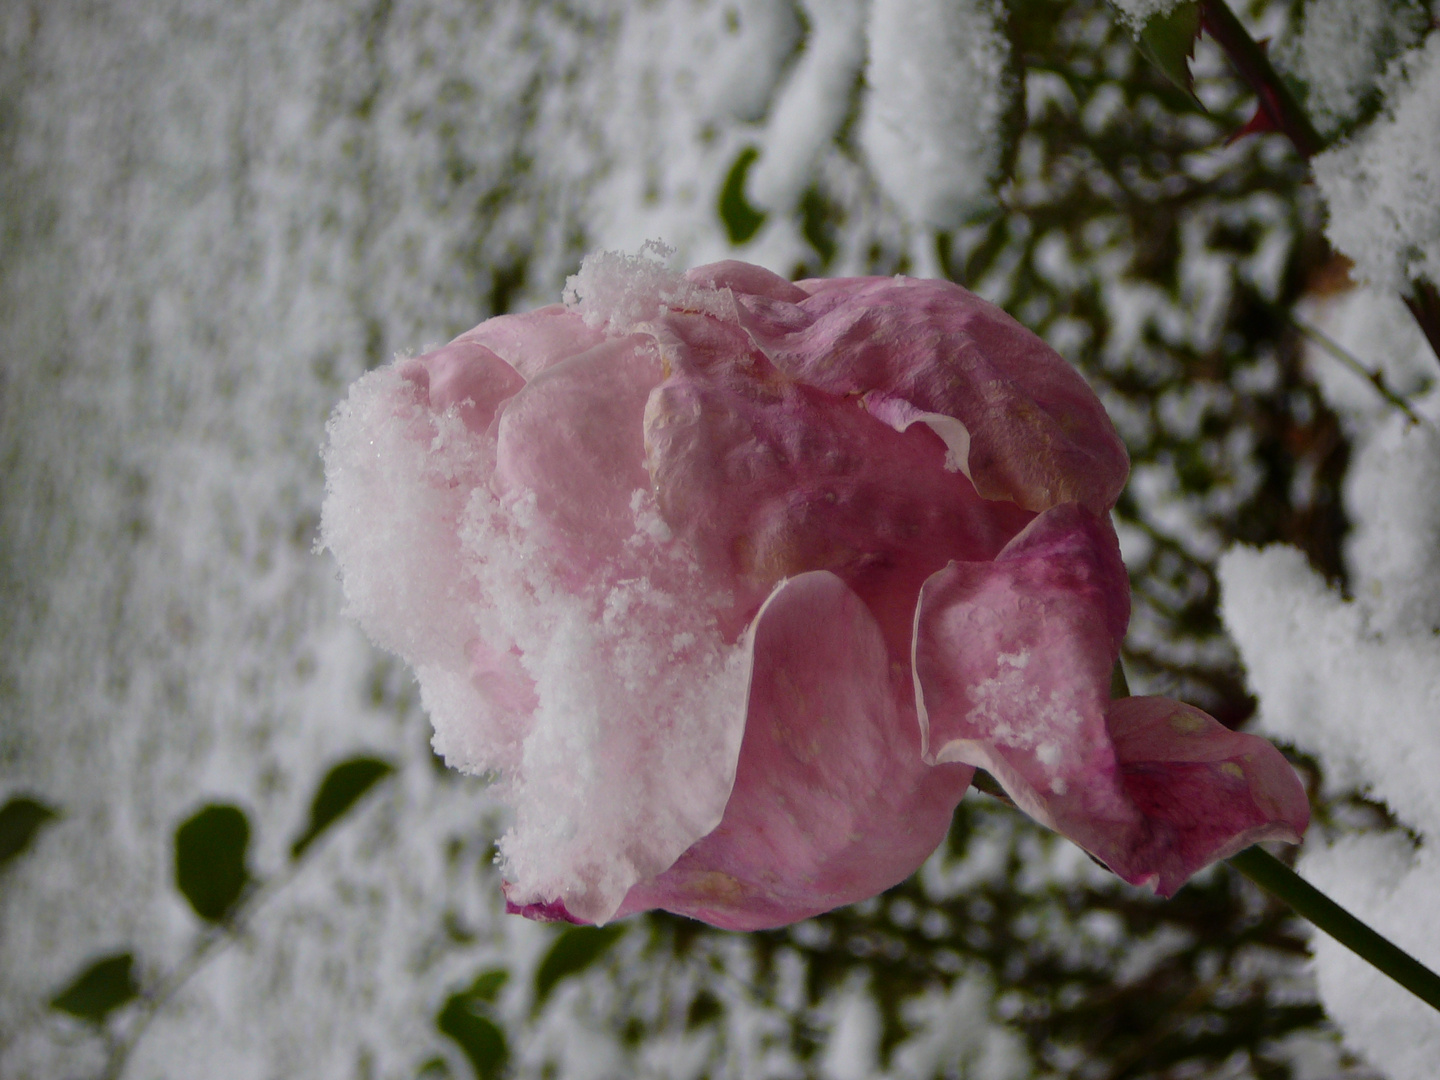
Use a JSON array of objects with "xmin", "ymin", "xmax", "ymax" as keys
[
  {"xmin": 494, "ymin": 335, "xmax": 662, "ymax": 583},
  {"xmin": 914, "ymin": 504, "xmax": 1306, "ymax": 894},
  {"xmin": 326, "ymin": 316, "xmax": 754, "ymax": 926},
  {"xmin": 563, "ymin": 243, "xmax": 737, "ymax": 334},
  {"xmin": 321, "ymin": 360, "xmax": 540, "ymax": 774},
  {"xmin": 455, "ymin": 483, "xmax": 753, "ymax": 925},
  {"xmin": 913, "ymin": 502, "xmax": 1129, "ymax": 824},
  {"xmin": 754, "ymin": 276, "xmax": 1129, "ymax": 514},
  {"xmin": 645, "ymin": 309, "xmax": 1034, "ymax": 652},
  {"xmin": 321, "ymin": 364, "xmax": 495, "ymax": 674},
  {"xmin": 1105, "ymin": 697, "xmax": 1310, "ymax": 892},
  {"xmin": 615, "ymin": 571, "xmax": 973, "ymax": 930}
]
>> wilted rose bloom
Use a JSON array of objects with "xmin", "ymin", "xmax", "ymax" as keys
[{"xmin": 321, "ymin": 249, "xmax": 1308, "ymax": 930}]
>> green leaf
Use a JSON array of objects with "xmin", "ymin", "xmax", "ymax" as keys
[
  {"xmin": 461, "ymin": 968, "xmax": 509, "ymax": 1003},
  {"xmin": 686, "ymin": 990, "xmax": 722, "ymax": 1028},
  {"xmin": 50, "ymin": 952, "xmax": 139, "ymax": 1022},
  {"xmin": 1135, "ymin": 1, "xmax": 1202, "ymax": 102},
  {"xmin": 0, "ymin": 796, "xmax": 58, "ymax": 868},
  {"xmin": 533, "ymin": 924, "xmax": 625, "ymax": 1009},
  {"xmin": 718, "ymin": 146, "xmax": 766, "ymax": 245},
  {"xmin": 290, "ymin": 756, "xmax": 394, "ymax": 859},
  {"xmin": 174, "ymin": 804, "xmax": 251, "ymax": 922},
  {"xmin": 436, "ymin": 994, "xmax": 508, "ymax": 1080}
]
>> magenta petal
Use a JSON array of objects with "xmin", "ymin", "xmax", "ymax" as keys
[
  {"xmin": 762, "ymin": 277, "xmax": 1129, "ymax": 514},
  {"xmin": 645, "ymin": 311, "xmax": 1034, "ymax": 652},
  {"xmin": 914, "ymin": 504, "xmax": 1307, "ymax": 894},
  {"xmin": 502, "ymin": 886, "xmax": 585, "ymax": 924},
  {"xmin": 1105, "ymin": 696, "xmax": 1310, "ymax": 893},
  {"xmin": 614, "ymin": 571, "xmax": 974, "ymax": 930},
  {"xmin": 913, "ymin": 502, "xmax": 1129, "ymax": 823}
]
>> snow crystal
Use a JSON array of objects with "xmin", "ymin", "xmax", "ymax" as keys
[
  {"xmin": 860, "ymin": 0, "xmax": 1015, "ymax": 228},
  {"xmin": 1314, "ymin": 32, "xmax": 1440, "ymax": 294},
  {"xmin": 562, "ymin": 242, "xmax": 737, "ymax": 334}
]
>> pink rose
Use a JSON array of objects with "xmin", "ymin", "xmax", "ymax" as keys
[{"xmin": 321, "ymin": 250, "xmax": 1308, "ymax": 930}]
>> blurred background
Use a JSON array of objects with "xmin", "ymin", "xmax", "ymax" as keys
[{"xmin": 2, "ymin": 0, "xmax": 1432, "ymax": 1076}]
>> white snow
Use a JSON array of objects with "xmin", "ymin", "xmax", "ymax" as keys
[
  {"xmin": 860, "ymin": 0, "xmax": 1015, "ymax": 228},
  {"xmin": 1274, "ymin": 0, "xmax": 1429, "ymax": 136},
  {"xmin": 1219, "ymin": 283, "xmax": 1440, "ymax": 1073},
  {"xmin": 1107, "ymin": 0, "xmax": 1186, "ymax": 30},
  {"xmin": 750, "ymin": 0, "xmax": 869, "ymax": 217},
  {"xmin": 1314, "ymin": 31, "xmax": 1440, "ymax": 294}
]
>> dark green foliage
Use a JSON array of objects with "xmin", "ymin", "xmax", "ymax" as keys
[
  {"xmin": 799, "ymin": 184, "xmax": 840, "ymax": 269},
  {"xmin": 1133, "ymin": 1, "xmax": 1201, "ymax": 103},
  {"xmin": 533, "ymin": 924, "xmax": 625, "ymax": 1009},
  {"xmin": 461, "ymin": 969, "xmax": 509, "ymax": 1002},
  {"xmin": 174, "ymin": 803, "xmax": 251, "ymax": 923},
  {"xmin": 0, "ymin": 796, "xmax": 57, "ymax": 868},
  {"xmin": 718, "ymin": 146, "xmax": 766, "ymax": 245},
  {"xmin": 50, "ymin": 952, "xmax": 139, "ymax": 1022},
  {"xmin": 290, "ymin": 755, "xmax": 395, "ymax": 858},
  {"xmin": 437, "ymin": 969, "xmax": 510, "ymax": 1080}
]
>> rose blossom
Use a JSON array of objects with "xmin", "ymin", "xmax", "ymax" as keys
[{"xmin": 321, "ymin": 247, "xmax": 1308, "ymax": 930}]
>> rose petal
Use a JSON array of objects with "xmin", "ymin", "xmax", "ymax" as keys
[
  {"xmin": 495, "ymin": 335, "xmax": 661, "ymax": 581},
  {"xmin": 913, "ymin": 502, "xmax": 1129, "ymax": 821},
  {"xmin": 615, "ymin": 571, "xmax": 973, "ymax": 929},
  {"xmin": 455, "ymin": 303, "xmax": 608, "ymax": 380},
  {"xmin": 400, "ymin": 340, "xmax": 526, "ymax": 434},
  {"xmin": 502, "ymin": 888, "xmax": 584, "ymax": 924},
  {"xmin": 1105, "ymin": 696, "xmax": 1310, "ymax": 892},
  {"xmin": 914, "ymin": 504, "xmax": 1307, "ymax": 894},
  {"xmin": 684, "ymin": 259, "xmax": 811, "ymax": 304},
  {"xmin": 758, "ymin": 276, "xmax": 1129, "ymax": 514},
  {"xmin": 645, "ymin": 309, "xmax": 1034, "ymax": 651}
]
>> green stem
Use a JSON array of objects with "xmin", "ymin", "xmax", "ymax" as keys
[{"xmin": 1227, "ymin": 846, "xmax": 1440, "ymax": 1013}]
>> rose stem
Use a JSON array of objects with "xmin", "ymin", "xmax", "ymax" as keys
[
  {"xmin": 1199, "ymin": 0, "xmax": 1440, "ymax": 364},
  {"xmin": 1226, "ymin": 845, "xmax": 1440, "ymax": 1013}
]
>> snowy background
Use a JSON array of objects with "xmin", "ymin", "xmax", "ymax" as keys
[{"xmin": 1, "ymin": 0, "xmax": 1436, "ymax": 1077}]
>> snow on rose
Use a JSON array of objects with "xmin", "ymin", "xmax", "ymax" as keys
[{"xmin": 320, "ymin": 248, "xmax": 1309, "ymax": 929}]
